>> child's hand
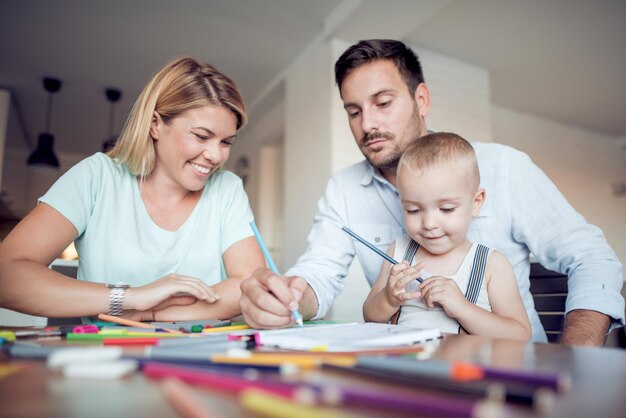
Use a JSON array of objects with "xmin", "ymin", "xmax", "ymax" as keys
[
  {"xmin": 384, "ymin": 261, "xmax": 424, "ymax": 307},
  {"xmin": 419, "ymin": 276, "xmax": 468, "ymax": 319}
]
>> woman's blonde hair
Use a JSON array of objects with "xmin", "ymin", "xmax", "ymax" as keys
[{"xmin": 107, "ymin": 56, "xmax": 247, "ymax": 177}]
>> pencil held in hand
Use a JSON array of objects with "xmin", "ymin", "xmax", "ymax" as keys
[
  {"xmin": 341, "ymin": 226, "xmax": 422, "ymax": 283},
  {"xmin": 250, "ymin": 221, "xmax": 303, "ymax": 327}
]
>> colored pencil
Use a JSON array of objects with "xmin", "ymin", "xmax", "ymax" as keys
[
  {"xmin": 97, "ymin": 313, "xmax": 183, "ymax": 334},
  {"xmin": 358, "ymin": 357, "xmax": 484, "ymax": 381},
  {"xmin": 326, "ymin": 363, "xmax": 550, "ymax": 412},
  {"xmin": 66, "ymin": 333, "xmax": 183, "ymax": 341},
  {"xmin": 341, "ymin": 226, "xmax": 423, "ymax": 283},
  {"xmin": 210, "ymin": 353, "xmax": 357, "ymax": 369},
  {"xmin": 144, "ymin": 362, "xmax": 300, "ymax": 398},
  {"xmin": 359, "ymin": 357, "xmax": 569, "ymax": 393},
  {"xmin": 250, "ymin": 221, "xmax": 304, "ymax": 326},
  {"xmin": 146, "ymin": 342, "xmax": 252, "ymax": 360},
  {"xmin": 103, "ymin": 337, "xmax": 162, "ymax": 346},
  {"xmin": 201, "ymin": 324, "xmax": 251, "ymax": 333},
  {"xmin": 8, "ymin": 343, "xmax": 62, "ymax": 359},
  {"xmin": 157, "ymin": 334, "xmax": 231, "ymax": 347},
  {"xmin": 147, "ymin": 362, "xmax": 500, "ymax": 418},
  {"xmin": 161, "ymin": 377, "xmax": 221, "ymax": 418},
  {"xmin": 240, "ymin": 388, "xmax": 354, "ymax": 418},
  {"xmin": 307, "ymin": 383, "xmax": 501, "ymax": 418}
]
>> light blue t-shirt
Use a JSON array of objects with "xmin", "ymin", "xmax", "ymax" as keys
[{"xmin": 40, "ymin": 153, "xmax": 254, "ymax": 286}]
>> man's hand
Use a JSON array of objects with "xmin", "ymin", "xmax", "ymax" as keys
[
  {"xmin": 560, "ymin": 309, "xmax": 610, "ymax": 347},
  {"xmin": 240, "ymin": 268, "xmax": 316, "ymax": 329}
]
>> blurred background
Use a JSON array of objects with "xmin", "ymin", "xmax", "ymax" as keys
[{"xmin": 0, "ymin": 1, "xmax": 624, "ymax": 335}]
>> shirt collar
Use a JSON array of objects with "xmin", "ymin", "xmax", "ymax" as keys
[{"xmin": 359, "ymin": 161, "xmax": 397, "ymax": 192}]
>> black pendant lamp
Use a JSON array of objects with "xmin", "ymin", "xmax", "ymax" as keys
[
  {"xmin": 27, "ymin": 77, "xmax": 62, "ymax": 168},
  {"xmin": 101, "ymin": 87, "xmax": 122, "ymax": 152}
]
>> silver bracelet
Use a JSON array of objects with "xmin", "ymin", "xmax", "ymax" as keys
[{"xmin": 105, "ymin": 283, "xmax": 130, "ymax": 316}]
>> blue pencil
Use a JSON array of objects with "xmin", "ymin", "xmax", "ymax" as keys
[
  {"xmin": 341, "ymin": 226, "xmax": 423, "ymax": 283},
  {"xmin": 249, "ymin": 221, "xmax": 303, "ymax": 327}
]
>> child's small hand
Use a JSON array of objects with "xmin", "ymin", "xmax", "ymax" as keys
[
  {"xmin": 419, "ymin": 276, "xmax": 468, "ymax": 319},
  {"xmin": 384, "ymin": 261, "xmax": 424, "ymax": 307}
]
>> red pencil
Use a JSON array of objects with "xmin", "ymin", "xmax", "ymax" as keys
[{"xmin": 103, "ymin": 337, "xmax": 160, "ymax": 346}]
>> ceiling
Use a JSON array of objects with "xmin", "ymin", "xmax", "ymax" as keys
[{"xmin": 1, "ymin": 0, "xmax": 625, "ymax": 157}]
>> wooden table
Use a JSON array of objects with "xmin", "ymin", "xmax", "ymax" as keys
[{"xmin": 1, "ymin": 333, "xmax": 625, "ymax": 418}]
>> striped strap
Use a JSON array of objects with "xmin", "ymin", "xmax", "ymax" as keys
[
  {"xmin": 464, "ymin": 244, "xmax": 490, "ymax": 304},
  {"xmin": 403, "ymin": 239, "xmax": 420, "ymax": 263}
]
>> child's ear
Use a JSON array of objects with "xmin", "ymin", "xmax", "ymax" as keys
[{"xmin": 472, "ymin": 188, "xmax": 486, "ymax": 216}]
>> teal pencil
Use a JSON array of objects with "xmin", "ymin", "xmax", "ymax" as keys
[{"xmin": 249, "ymin": 221, "xmax": 303, "ymax": 327}]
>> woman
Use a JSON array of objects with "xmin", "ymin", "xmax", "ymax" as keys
[{"xmin": 0, "ymin": 57, "xmax": 265, "ymax": 321}]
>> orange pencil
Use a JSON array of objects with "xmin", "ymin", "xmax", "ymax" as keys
[
  {"xmin": 97, "ymin": 313, "xmax": 182, "ymax": 334},
  {"xmin": 161, "ymin": 377, "xmax": 220, "ymax": 418}
]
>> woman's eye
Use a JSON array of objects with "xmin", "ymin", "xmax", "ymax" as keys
[{"xmin": 194, "ymin": 133, "xmax": 208, "ymax": 141}]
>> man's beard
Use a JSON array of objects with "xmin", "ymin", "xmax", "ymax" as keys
[{"xmin": 360, "ymin": 132, "xmax": 403, "ymax": 170}]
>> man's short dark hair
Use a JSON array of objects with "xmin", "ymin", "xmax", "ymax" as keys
[{"xmin": 334, "ymin": 39, "xmax": 425, "ymax": 96}]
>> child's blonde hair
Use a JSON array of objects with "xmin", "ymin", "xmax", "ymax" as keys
[{"xmin": 399, "ymin": 132, "xmax": 480, "ymax": 190}]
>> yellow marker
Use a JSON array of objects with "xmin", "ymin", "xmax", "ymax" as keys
[
  {"xmin": 240, "ymin": 388, "xmax": 356, "ymax": 418},
  {"xmin": 0, "ymin": 331, "xmax": 16, "ymax": 342},
  {"xmin": 202, "ymin": 324, "xmax": 250, "ymax": 333},
  {"xmin": 211, "ymin": 353, "xmax": 356, "ymax": 369}
]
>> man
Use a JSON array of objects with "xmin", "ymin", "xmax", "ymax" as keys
[{"xmin": 240, "ymin": 39, "xmax": 624, "ymax": 346}]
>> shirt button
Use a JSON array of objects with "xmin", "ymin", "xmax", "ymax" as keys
[{"xmin": 375, "ymin": 237, "xmax": 381, "ymax": 243}]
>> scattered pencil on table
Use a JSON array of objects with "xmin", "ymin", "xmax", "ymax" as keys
[
  {"xmin": 341, "ymin": 226, "xmax": 423, "ymax": 283},
  {"xmin": 161, "ymin": 377, "xmax": 221, "ymax": 418},
  {"xmin": 250, "ymin": 221, "xmax": 304, "ymax": 327},
  {"xmin": 97, "ymin": 313, "xmax": 183, "ymax": 334}
]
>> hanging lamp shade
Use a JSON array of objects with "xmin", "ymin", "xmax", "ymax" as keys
[
  {"xmin": 27, "ymin": 77, "xmax": 61, "ymax": 169},
  {"xmin": 27, "ymin": 133, "xmax": 59, "ymax": 167}
]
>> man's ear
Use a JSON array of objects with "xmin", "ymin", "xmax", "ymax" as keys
[
  {"xmin": 414, "ymin": 83, "xmax": 430, "ymax": 119},
  {"xmin": 149, "ymin": 111, "xmax": 161, "ymax": 140},
  {"xmin": 472, "ymin": 188, "xmax": 486, "ymax": 216}
]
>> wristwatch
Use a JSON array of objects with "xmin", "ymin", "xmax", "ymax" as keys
[{"xmin": 105, "ymin": 282, "xmax": 130, "ymax": 316}]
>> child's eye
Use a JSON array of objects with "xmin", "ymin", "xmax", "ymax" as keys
[
  {"xmin": 440, "ymin": 207, "xmax": 456, "ymax": 213},
  {"xmin": 406, "ymin": 208, "xmax": 421, "ymax": 214}
]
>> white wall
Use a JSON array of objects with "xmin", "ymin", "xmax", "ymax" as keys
[
  {"xmin": 414, "ymin": 46, "xmax": 493, "ymax": 142},
  {"xmin": 282, "ymin": 41, "xmax": 335, "ymax": 269}
]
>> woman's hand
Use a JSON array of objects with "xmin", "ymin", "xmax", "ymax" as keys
[{"xmin": 123, "ymin": 274, "xmax": 219, "ymax": 312}]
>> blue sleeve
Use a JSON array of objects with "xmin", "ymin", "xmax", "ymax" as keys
[{"xmin": 505, "ymin": 148, "xmax": 625, "ymax": 329}]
